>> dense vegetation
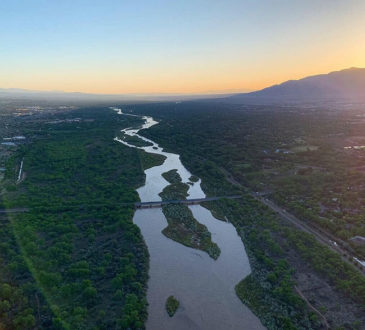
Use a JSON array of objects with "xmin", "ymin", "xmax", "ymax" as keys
[
  {"xmin": 165, "ymin": 296, "xmax": 179, "ymax": 317},
  {"xmin": 2, "ymin": 107, "xmax": 151, "ymax": 329},
  {"xmin": 2, "ymin": 101, "xmax": 365, "ymax": 329},
  {"xmin": 0, "ymin": 113, "xmax": 53, "ymax": 329},
  {"xmin": 211, "ymin": 196, "xmax": 365, "ymax": 329},
  {"xmin": 159, "ymin": 170, "xmax": 220, "ymax": 259},
  {"xmin": 162, "ymin": 169, "xmax": 183, "ymax": 185},
  {"xmin": 129, "ymin": 101, "xmax": 365, "ymax": 329},
  {"xmin": 131, "ymin": 101, "xmax": 365, "ymax": 257},
  {"xmin": 137, "ymin": 150, "xmax": 166, "ymax": 171},
  {"xmin": 0, "ymin": 214, "xmax": 54, "ymax": 329}
]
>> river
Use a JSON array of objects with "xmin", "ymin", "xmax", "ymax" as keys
[{"xmin": 113, "ymin": 107, "xmax": 264, "ymax": 330}]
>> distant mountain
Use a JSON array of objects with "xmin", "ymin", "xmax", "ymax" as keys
[
  {"xmin": 227, "ymin": 67, "xmax": 365, "ymax": 104},
  {"xmin": 0, "ymin": 88, "xmax": 228, "ymax": 104}
]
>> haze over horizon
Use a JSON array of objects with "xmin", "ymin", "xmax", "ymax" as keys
[{"xmin": 1, "ymin": 0, "xmax": 365, "ymax": 94}]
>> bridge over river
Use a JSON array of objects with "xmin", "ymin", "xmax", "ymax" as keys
[
  {"xmin": 0, "ymin": 196, "xmax": 242, "ymax": 213},
  {"xmin": 134, "ymin": 195, "xmax": 242, "ymax": 209}
]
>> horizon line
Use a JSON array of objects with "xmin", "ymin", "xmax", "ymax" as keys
[{"xmin": 1, "ymin": 66, "xmax": 364, "ymax": 97}]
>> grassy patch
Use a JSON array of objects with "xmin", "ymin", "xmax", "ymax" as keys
[
  {"xmin": 138, "ymin": 150, "xmax": 166, "ymax": 170},
  {"xmin": 160, "ymin": 181, "xmax": 189, "ymax": 201},
  {"xmin": 189, "ymin": 175, "xmax": 199, "ymax": 183},
  {"xmin": 161, "ymin": 204, "xmax": 220, "ymax": 259},
  {"xmin": 162, "ymin": 169, "xmax": 182, "ymax": 184},
  {"xmin": 121, "ymin": 134, "xmax": 153, "ymax": 147},
  {"xmin": 165, "ymin": 296, "xmax": 179, "ymax": 317},
  {"xmin": 159, "ymin": 171, "xmax": 220, "ymax": 259}
]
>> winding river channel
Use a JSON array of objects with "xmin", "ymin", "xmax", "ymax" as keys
[{"xmin": 113, "ymin": 108, "xmax": 264, "ymax": 330}]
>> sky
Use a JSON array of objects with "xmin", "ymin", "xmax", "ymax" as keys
[{"xmin": 1, "ymin": 0, "xmax": 365, "ymax": 94}]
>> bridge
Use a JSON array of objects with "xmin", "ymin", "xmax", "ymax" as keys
[
  {"xmin": 0, "ymin": 196, "xmax": 242, "ymax": 213},
  {"xmin": 134, "ymin": 195, "xmax": 242, "ymax": 209}
]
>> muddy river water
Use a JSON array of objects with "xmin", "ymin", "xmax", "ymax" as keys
[{"xmin": 113, "ymin": 108, "xmax": 264, "ymax": 330}]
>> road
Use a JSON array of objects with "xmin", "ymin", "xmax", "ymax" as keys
[
  {"xmin": 219, "ymin": 166, "xmax": 365, "ymax": 275},
  {"xmin": 256, "ymin": 195, "xmax": 365, "ymax": 272},
  {"xmin": 0, "ymin": 208, "xmax": 29, "ymax": 213}
]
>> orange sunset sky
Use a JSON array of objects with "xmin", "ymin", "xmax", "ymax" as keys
[{"xmin": 1, "ymin": 0, "xmax": 365, "ymax": 94}]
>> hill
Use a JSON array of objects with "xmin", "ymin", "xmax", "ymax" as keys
[{"xmin": 227, "ymin": 67, "xmax": 365, "ymax": 104}]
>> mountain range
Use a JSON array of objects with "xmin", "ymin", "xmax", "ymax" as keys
[
  {"xmin": 227, "ymin": 67, "xmax": 365, "ymax": 104},
  {"xmin": 0, "ymin": 88, "xmax": 227, "ymax": 103},
  {"xmin": 1, "ymin": 67, "xmax": 365, "ymax": 105}
]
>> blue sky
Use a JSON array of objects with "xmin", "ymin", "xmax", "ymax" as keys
[{"xmin": 1, "ymin": 0, "xmax": 364, "ymax": 93}]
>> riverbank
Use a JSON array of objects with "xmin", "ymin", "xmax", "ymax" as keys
[
  {"xmin": 134, "ymin": 103, "xmax": 365, "ymax": 329},
  {"xmin": 114, "ymin": 108, "xmax": 265, "ymax": 329}
]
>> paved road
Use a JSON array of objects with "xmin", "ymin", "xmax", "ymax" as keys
[
  {"xmin": 256, "ymin": 196, "xmax": 365, "ymax": 272},
  {"xmin": 257, "ymin": 196, "xmax": 334, "ymax": 245},
  {"xmin": 219, "ymin": 166, "xmax": 365, "ymax": 275}
]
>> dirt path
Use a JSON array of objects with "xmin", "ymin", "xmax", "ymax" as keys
[{"xmin": 294, "ymin": 286, "xmax": 329, "ymax": 329}]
